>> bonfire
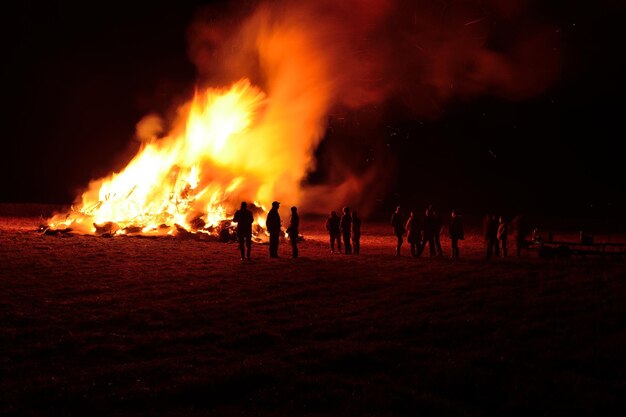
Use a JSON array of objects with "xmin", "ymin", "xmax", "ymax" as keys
[{"xmin": 46, "ymin": 80, "xmax": 280, "ymax": 240}]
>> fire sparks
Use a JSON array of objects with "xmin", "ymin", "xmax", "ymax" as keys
[{"xmin": 48, "ymin": 79, "xmax": 274, "ymax": 238}]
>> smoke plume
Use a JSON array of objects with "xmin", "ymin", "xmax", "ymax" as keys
[{"xmin": 186, "ymin": 0, "xmax": 560, "ymax": 215}]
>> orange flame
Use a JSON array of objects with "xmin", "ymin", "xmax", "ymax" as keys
[{"xmin": 49, "ymin": 79, "xmax": 283, "ymax": 236}]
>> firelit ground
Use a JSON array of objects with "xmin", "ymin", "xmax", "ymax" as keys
[{"xmin": 1, "ymin": 210, "xmax": 625, "ymax": 417}]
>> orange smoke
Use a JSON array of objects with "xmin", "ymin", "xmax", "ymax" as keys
[{"xmin": 188, "ymin": 0, "xmax": 560, "ymax": 213}]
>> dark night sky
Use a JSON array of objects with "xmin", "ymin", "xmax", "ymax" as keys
[{"xmin": 1, "ymin": 0, "xmax": 625, "ymax": 219}]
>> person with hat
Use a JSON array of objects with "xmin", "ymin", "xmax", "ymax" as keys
[{"xmin": 266, "ymin": 201, "xmax": 281, "ymax": 258}]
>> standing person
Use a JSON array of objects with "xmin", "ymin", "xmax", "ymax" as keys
[
  {"xmin": 484, "ymin": 214, "xmax": 500, "ymax": 260},
  {"xmin": 406, "ymin": 211, "xmax": 422, "ymax": 258},
  {"xmin": 325, "ymin": 211, "xmax": 342, "ymax": 253},
  {"xmin": 341, "ymin": 207, "xmax": 352, "ymax": 254},
  {"xmin": 391, "ymin": 206, "xmax": 405, "ymax": 256},
  {"xmin": 232, "ymin": 201, "xmax": 254, "ymax": 261},
  {"xmin": 497, "ymin": 215, "xmax": 508, "ymax": 257},
  {"xmin": 511, "ymin": 213, "xmax": 528, "ymax": 258},
  {"xmin": 421, "ymin": 206, "xmax": 436, "ymax": 257},
  {"xmin": 449, "ymin": 209, "xmax": 464, "ymax": 259},
  {"xmin": 287, "ymin": 206, "xmax": 299, "ymax": 258},
  {"xmin": 431, "ymin": 206, "xmax": 443, "ymax": 256},
  {"xmin": 266, "ymin": 201, "xmax": 281, "ymax": 258},
  {"xmin": 352, "ymin": 211, "xmax": 361, "ymax": 255}
]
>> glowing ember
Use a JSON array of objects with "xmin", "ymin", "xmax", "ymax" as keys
[{"xmin": 48, "ymin": 79, "xmax": 275, "ymax": 238}]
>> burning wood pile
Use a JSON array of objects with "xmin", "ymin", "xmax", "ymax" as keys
[
  {"xmin": 43, "ymin": 200, "xmax": 269, "ymax": 242},
  {"xmin": 42, "ymin": 79, "xmax": 285, "ymax": 241}
]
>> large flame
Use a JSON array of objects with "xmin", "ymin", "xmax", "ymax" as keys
[{"xmin": 49, "ymin": 79, "xmax": 284, "ymax": 236}]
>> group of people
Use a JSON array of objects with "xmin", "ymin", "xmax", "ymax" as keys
[
  {"xmin": 390, "ymin": 205, "xmax": 464, "ymax": 259},
  {"xmin": 483, "ymin": 214, "xmax": 528, "ymax": 259},
  {"xmin": 324, "ymin": 207, "xmax": 361, "ymax": 255},
  {"xmin": 232, "ymin": 201, "xmax": 528, "ymax": 261},
  {"xmin": 232, "ymin": 202, "xmax": 363, "ymax": 260},
  {"xmin": 232, "ymin": 201, "xmax": 301, "ymax": 260},
  {"xmin": 391, "ymin": 205, "xmax": 528, "ymax": 260}
]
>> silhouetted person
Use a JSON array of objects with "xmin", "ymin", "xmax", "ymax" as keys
[
  {"xmin": 431, "ymin": 206, "xmax": 443, "ymax": 256},
  {"xmin": 406, "ymin": 211, "xmax": 422, "ymax": 257},
  {"xmin": 497, "ymin": 215, "xmax": 508, "ymax": 257},
  {"xmin": 511, "ymin": 214, "xmax": 528, "ymax": 257},
  {"xmin": 391, "ymin": 206, "xmax": 405, "ymax": 256},
  {"xmin": 325, "ymin": 211, "xmax": 342, "ymax": 253},
  {"xmin": 352, "ymin": 211, "xmax": 361, "ymax": 255},
  {"xmin": 266, "ymin": 201, "xmax": 281, "ymax": 258},
  {"xmin": 232, "ymin": 201, "xmax": 254, "ymax": 260},
  {"xmin": 484, "ymin": 214, "xmax": 500, "ymax": 260},
  {"xmin": 449, "ymin": 209, "xmax": 464, "ymax": 259},
  {"xmin": 421, "ymin": 206, "xmax": 437, "ymax": 257},
  {"xmin": 287, "ymin": 206, "xmax": 299, "ymax": 258},
  {"xmin": 341, "ymin": 206, "xmax": 352, "ymax": 254}
]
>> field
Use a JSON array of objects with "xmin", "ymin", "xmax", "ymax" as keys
[{"xmin": 1, "ymin": 205, "xmax": 625, "ymax": 416}]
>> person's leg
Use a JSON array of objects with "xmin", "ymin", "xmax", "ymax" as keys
[
  {"xmin": 417, "ymin": 238, "xmax": 425, "ymax": 257},
  {"xmin": 502, "ymin": 239, "xmax": 507, "ymax": 257},
  {"xmin": 270, "ymin": 233, "xmax": 279, "ymax": 257},
  {"xmin": 246, "ymin": 236, "xmax": 252, "ymax": 259},
  {"xmin": 291, "ymin": 238, "xmax": 298, "ymax": 258},
  {"xmin": 429, "ymin": 237, "xmax": 436, "ymax": 257},
  {"xmin": 238, "ymin": 236, "xmax": 245, "ymax": 259},
  {"xmin": 344, "ymin": 233, "xmax": 352, "ymax": 254}
]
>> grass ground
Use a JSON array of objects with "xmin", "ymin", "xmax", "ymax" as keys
[{"xmin": 1, "ymin": 207, "xmax": 625, "ymax": 416}]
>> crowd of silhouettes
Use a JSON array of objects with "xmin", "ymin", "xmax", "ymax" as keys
[
  {"xmin": 231, "ymin": 200, "xmax": 531, "ymax": 261},
  {"xmin": 231, "ymin": 202, "xmax": 364, "ymax": 260},
  {"xmin": 324, "ymin": 207, "xmax": 361, "ymax": 255},
  {"xmin": 483, "ymin": 213, "xmax": 529, "ymax": 260},
  {"xmin": 392, "ymin": 204, "xmax": 462, "ymax": 258}
]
